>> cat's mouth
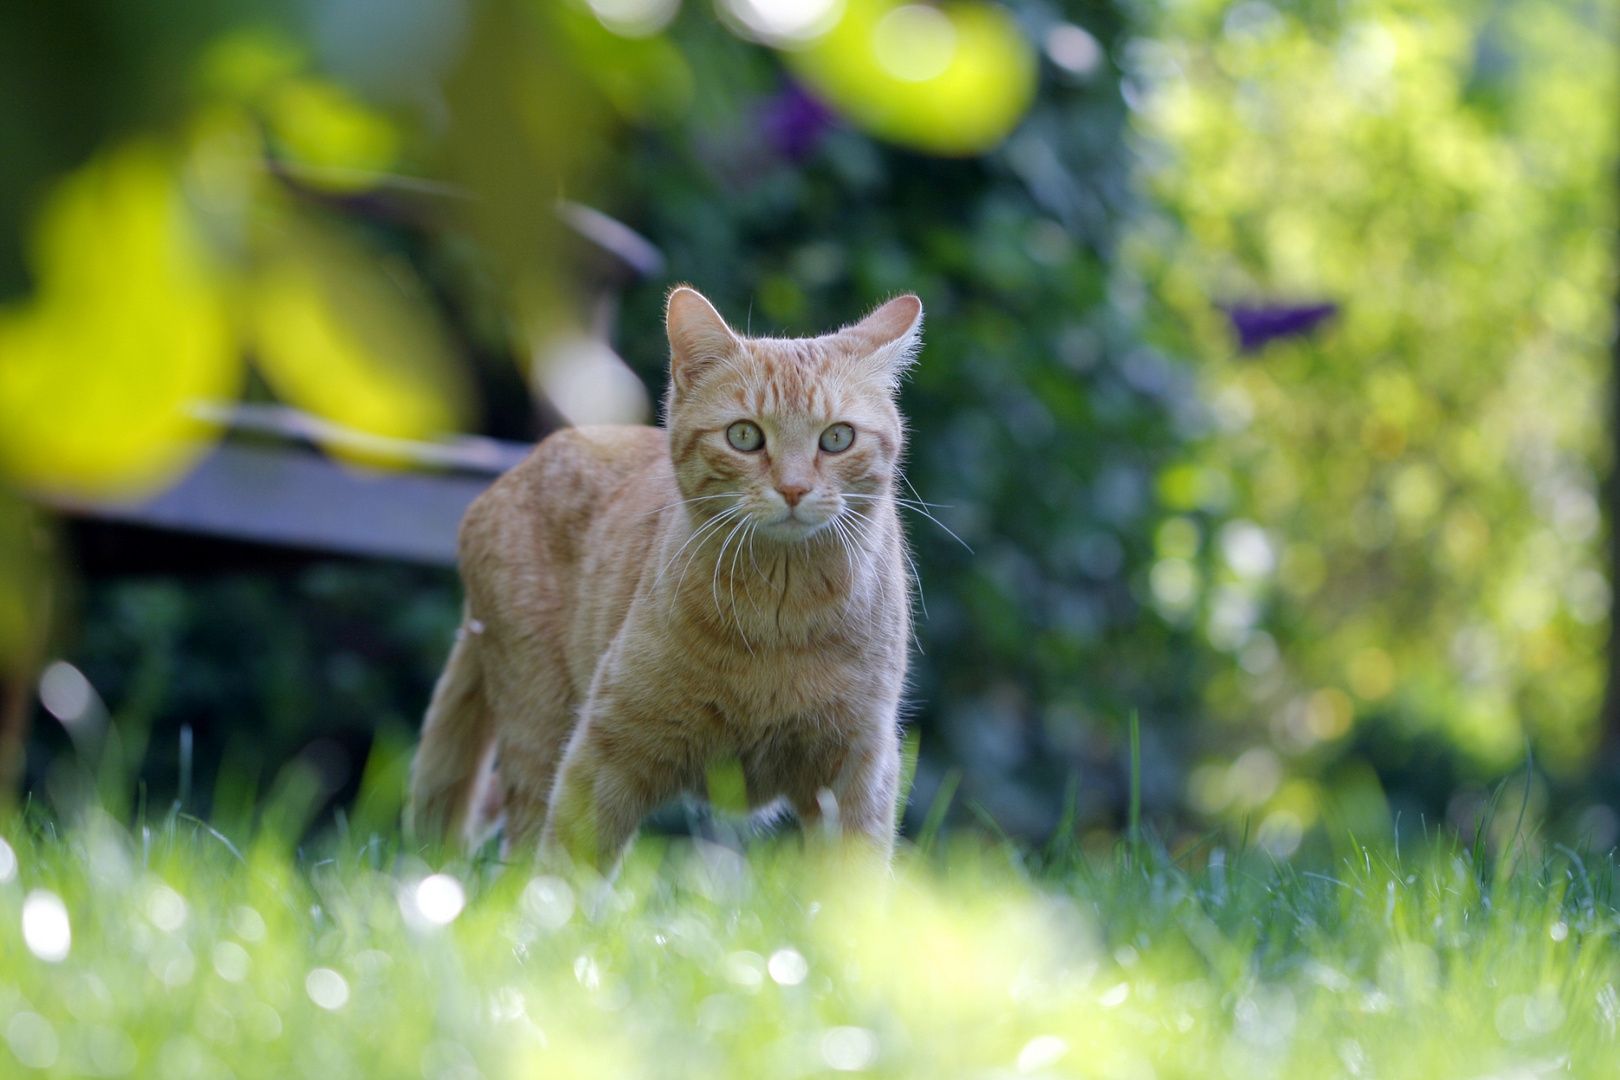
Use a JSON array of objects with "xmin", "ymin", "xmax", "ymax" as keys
[{"xmin": 758, "ymin": 506, "xmax": 832, "ymax": 540}]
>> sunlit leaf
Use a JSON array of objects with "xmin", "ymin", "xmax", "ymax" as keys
[
  {"xmin": 0, "ymin": 145, "xmax": 238, "ymax": 500},
  {"xmin": 788, "ymin": 0, "xmax": 1037, "ymax": 156},
  {"xmin": 553, "ymin": 3, "xmax": 694, "ymax": 124},
  {"xmin": 196, "ymin": 27, "xmax": 306, "ymax": 104},
  {"xmin": 250, "ymin": 224, "xmax": 475, "ymax": 460},
  {"xmin": 265, "ymin": 79, "xmax": 401, "ymax": 190}
]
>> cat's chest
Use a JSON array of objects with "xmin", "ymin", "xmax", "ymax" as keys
[{"xmin": 620, "ymin": 615, "xmax": 893, "ymax": 728}]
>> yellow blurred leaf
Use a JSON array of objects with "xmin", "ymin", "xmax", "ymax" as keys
[
  {"xmin": 250, "ymin": 226, "xmax": 474, "ymax": 460},
  {"xmin": 555, "ymin": 3, "xmax": 694, "ymax": 124},
  {"xmin": 197, "ymin": 28, "xmax": 305, "ymax": 104},
  {"xmin": 265, "ymin": 79, "xmax": 400, "ymax": 190},
  {"xmin": 789, "ymin": 0, "xmax": 1037, "ymax": 156},
  {"xmin": 0, "ymin": 145, "xmax": 238, "ymax": 500}
]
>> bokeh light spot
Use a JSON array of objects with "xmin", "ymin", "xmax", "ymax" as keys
[
  {"xmin": 768, "ymin": 947, "xmax": 809, "ymax": 985},
  {"xmin": 522, "ymin": 875, "xmax": 575, "ymax": 929},
  {"xmin": 5, "ymin": 1012, "xmax": 59, "ymax": 1070},
  {"xmin": 587, "ymin": 0, "xmax": 681, "ymax": 37},
  {"xmin": 1044, "ymin": 23, "xmax": 1101, "ymax": 77},
  {"xmin": 873, "ymin": 5, "xmax": 957, "ymax": 82},
  {"xmin": 232, "ymin": 906, "xmax": 267, "ymax": 942},
  {"xmin": 22, "ymin": 890, "xmax": 71, "ymax": 962},
  {"xmin": 413, "ymin": 874, "xmax": 466, "ymax": 925},
  {"xmin": 1257, "ymin": 810, "xmax": 1304, "ymax": 857},
  {"xmin": 1016, "ymin": 1034, "xmax": 1068, "ymax": 1073},
  {"xmin": 820, "ymin": 1026, "xmax": 879, "ymax": 1071},
  {"xmin": 725, "ymin": 0, "xmax": 843, "ymax": 45},
  {"xmin": 38, "ymin": 661, "xmax": 93, "ymax": 724},
  {"xmin": 212, "ymin": 941, "xmax": 251, "ymax": 982},
  {"xmin": 1347, "ymin": 648, "xmax": 1396, "ymax": 700},
  {"xmin": 146, "ymin": 884, "xmax": 189, "ymax": 933},
  {"xmin": 724, "ymin": 950, "xmax": 767, "ymax": 989},
  {"xmin": 305, "ymin": 968, "xmax": 350, "ymax": 1010}
]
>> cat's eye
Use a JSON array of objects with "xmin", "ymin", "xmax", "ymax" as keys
[
  {"xmin": 726, "ymin": 420, "xmax": 764, "ymax": 452},
  {"xmin": 819, "ymin": 423, "xmax": 855, "ymax": 453}
]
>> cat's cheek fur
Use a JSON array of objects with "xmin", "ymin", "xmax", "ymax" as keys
[{"xmin": 407, "ymin": 290, "xmax": 921, "ymax": 872}]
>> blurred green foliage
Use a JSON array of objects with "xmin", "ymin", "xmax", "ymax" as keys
[
  {"xmin": 1130, "ymin": 0, "xmax": 1618, "ymax": 834},
  {"xmin": 54, "ymin": 568, "xmax": 460, "ymax": 816}
]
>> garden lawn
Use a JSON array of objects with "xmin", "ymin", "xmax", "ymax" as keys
[{"xmin": 0, "ymin": 814, "xmax": 1614, "ymax": 1079}]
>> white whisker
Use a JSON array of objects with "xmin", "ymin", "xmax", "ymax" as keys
[
  {"xmin": 660, "ymin": 505, "xmax": 744, "ymax": 615},
  {"xmin": 902, "ymin": 473, "xmax": 939, "ymax": 510},
  {"xmin": 726, "ymin": 520, "xmax": 756, "ymax": 652},
  {"xmin": 655, "ymin": 504, "xmax": 738, "ymax": 589},
  {"xmin": 745, "ymin": 523, "xmax": 768, "ymax": 594},
  {"xmin": 712, "ymin": 513, "xmax": 750, "ymax": 623},
  {"xmin": 843, "ymin": 503, "xmax": 928, "ymax": 641},
  {"xmin": 828, "ymin": 516, "xmax": 859, "ymax": 623},
  {"xmin": 634, "ymin": 492, "xmax": 742, "ymax": 518},
  {"xmin": 847, "ymin": 494, "xmax": 971, "ymax": 553}
]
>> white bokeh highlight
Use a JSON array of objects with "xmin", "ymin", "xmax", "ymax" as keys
[
  {"xmin": 306, "ymin": 968, "xmax": 350, "ymax": 1010},
  {"xmin": 410, "ymin": 874, "xmax": 466, "ymax": 926},
  {"xmin": 22, "ymin": 890, "xmax": 71, "ymax": 962}
]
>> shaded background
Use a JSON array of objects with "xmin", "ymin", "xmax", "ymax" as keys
[{"xmin": 0, "ymin": 0, "xmax": 1615, "ymax": 857}]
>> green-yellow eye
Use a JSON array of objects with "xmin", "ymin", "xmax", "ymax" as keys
[
  {"xmin": 819, "ymin": 423, "xmax": 855, "ymax": 453},
  {"xmin": 726, "ymin": 420, "xmax": 764, "ymax": 452}
]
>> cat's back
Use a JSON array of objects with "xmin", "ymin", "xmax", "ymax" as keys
[{"xmin": 459, "ymin": 425, "xmax": 667, "ymax": 599}]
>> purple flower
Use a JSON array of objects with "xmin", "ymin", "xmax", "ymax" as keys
[
  {"xmin": 759, "ymin": 83, "xmax": 838, "ymax": 161},
  {"xmin": 1223, "ymin": 302, "xmax": 1339, "ymax": 353}
]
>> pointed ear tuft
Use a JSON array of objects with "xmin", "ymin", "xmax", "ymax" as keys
[
  {"xmin": 841, "ymin": 295, "xmax": 923, "ymax": 387},
  {"xmin": 667, "ymin": 286, "xmax": 737, "ymax": 394}
]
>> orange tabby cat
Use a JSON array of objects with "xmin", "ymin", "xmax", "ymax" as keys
[{"xmin": 407, "ymin": 286, "xmax": 921, "ymax": 869}]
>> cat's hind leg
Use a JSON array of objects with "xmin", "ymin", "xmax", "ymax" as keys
[
  {"xmin": 482, "ymin": 630, "xmax": 583, "ymax": 857},
  {"xmin": 495, "ymin": 731, "xmax": 568, "ymax": 857},
  {"xmin": 407, "ymin": 624, "xmax": 492, "ymax": 847}
]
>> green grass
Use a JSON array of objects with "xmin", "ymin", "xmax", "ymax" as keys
[{"xmin": 0, "ymin": 803, "xmax": 1616, "ymax": 1079}]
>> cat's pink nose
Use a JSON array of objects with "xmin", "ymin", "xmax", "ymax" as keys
[{"xmin": 778, "ymin": 483, "xmax": 809, "ymax": 507}]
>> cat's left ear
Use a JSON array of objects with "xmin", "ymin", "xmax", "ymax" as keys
[{"xmin": 840, "ymin": 295, "xmax": 923, "ymax": 388}]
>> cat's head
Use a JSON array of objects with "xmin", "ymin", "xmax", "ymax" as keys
[{"xmin": 663, "ymin": 286, "xmax": 921, "ymax": 542}]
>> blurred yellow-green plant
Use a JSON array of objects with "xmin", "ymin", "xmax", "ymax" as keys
[
  {"xmin": 0, "ymin": 39, "xmax": 483, "ymax": 491},
  {"xmin": 0, "ymin": 1, "xmax": 1045, "ymax": 501},
  {"xmin": 250, "ymin": 225, "xmax": 471, "ymax": 451},
  {"xmin": 1133, "ymin": 0, "xmax": 1619, "ymax": 795},
  {"xmin": 789, "ymin": 0, "xmax": 1038, "ymax": 155},
  {"xmin": 0, "ymin": 145, "xmax": 237, "ymax": 500}
]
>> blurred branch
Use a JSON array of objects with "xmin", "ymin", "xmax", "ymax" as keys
[
  {"xmin": 0, "ymin": 675, "xmax": 31, "ymax": 809},
  {"xmin": 189, "ymin": 403, "xmax": 530, "ymax": 475},
  {"xmin": 267, "ymin": 158, "xmax": 474, "ymax": 229},
  {"xmin": 0, "ymin": 575, "xmax": 50, "ymax": 810}
]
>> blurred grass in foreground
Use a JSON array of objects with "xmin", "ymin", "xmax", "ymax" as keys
[{"xmin": 0, "ymin": 805, "xmax": 1616, "ymax": 1078}]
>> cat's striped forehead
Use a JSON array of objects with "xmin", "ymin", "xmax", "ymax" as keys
[{"xmin": 719, "ymin": 336, "xmax": 881, "ymax": 417}]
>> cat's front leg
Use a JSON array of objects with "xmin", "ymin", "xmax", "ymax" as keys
[
  {"xmin": 539, "ymin": 711, "xmax": 677, "ymax": 874},
  {"xmin": 792, "ymin": 724, "xmax": 901, "ymax": 860}
]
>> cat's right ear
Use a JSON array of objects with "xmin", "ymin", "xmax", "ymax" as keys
[{"xmin": 666, "ymin": 286, "xmax": 737, "ymax": 394}]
